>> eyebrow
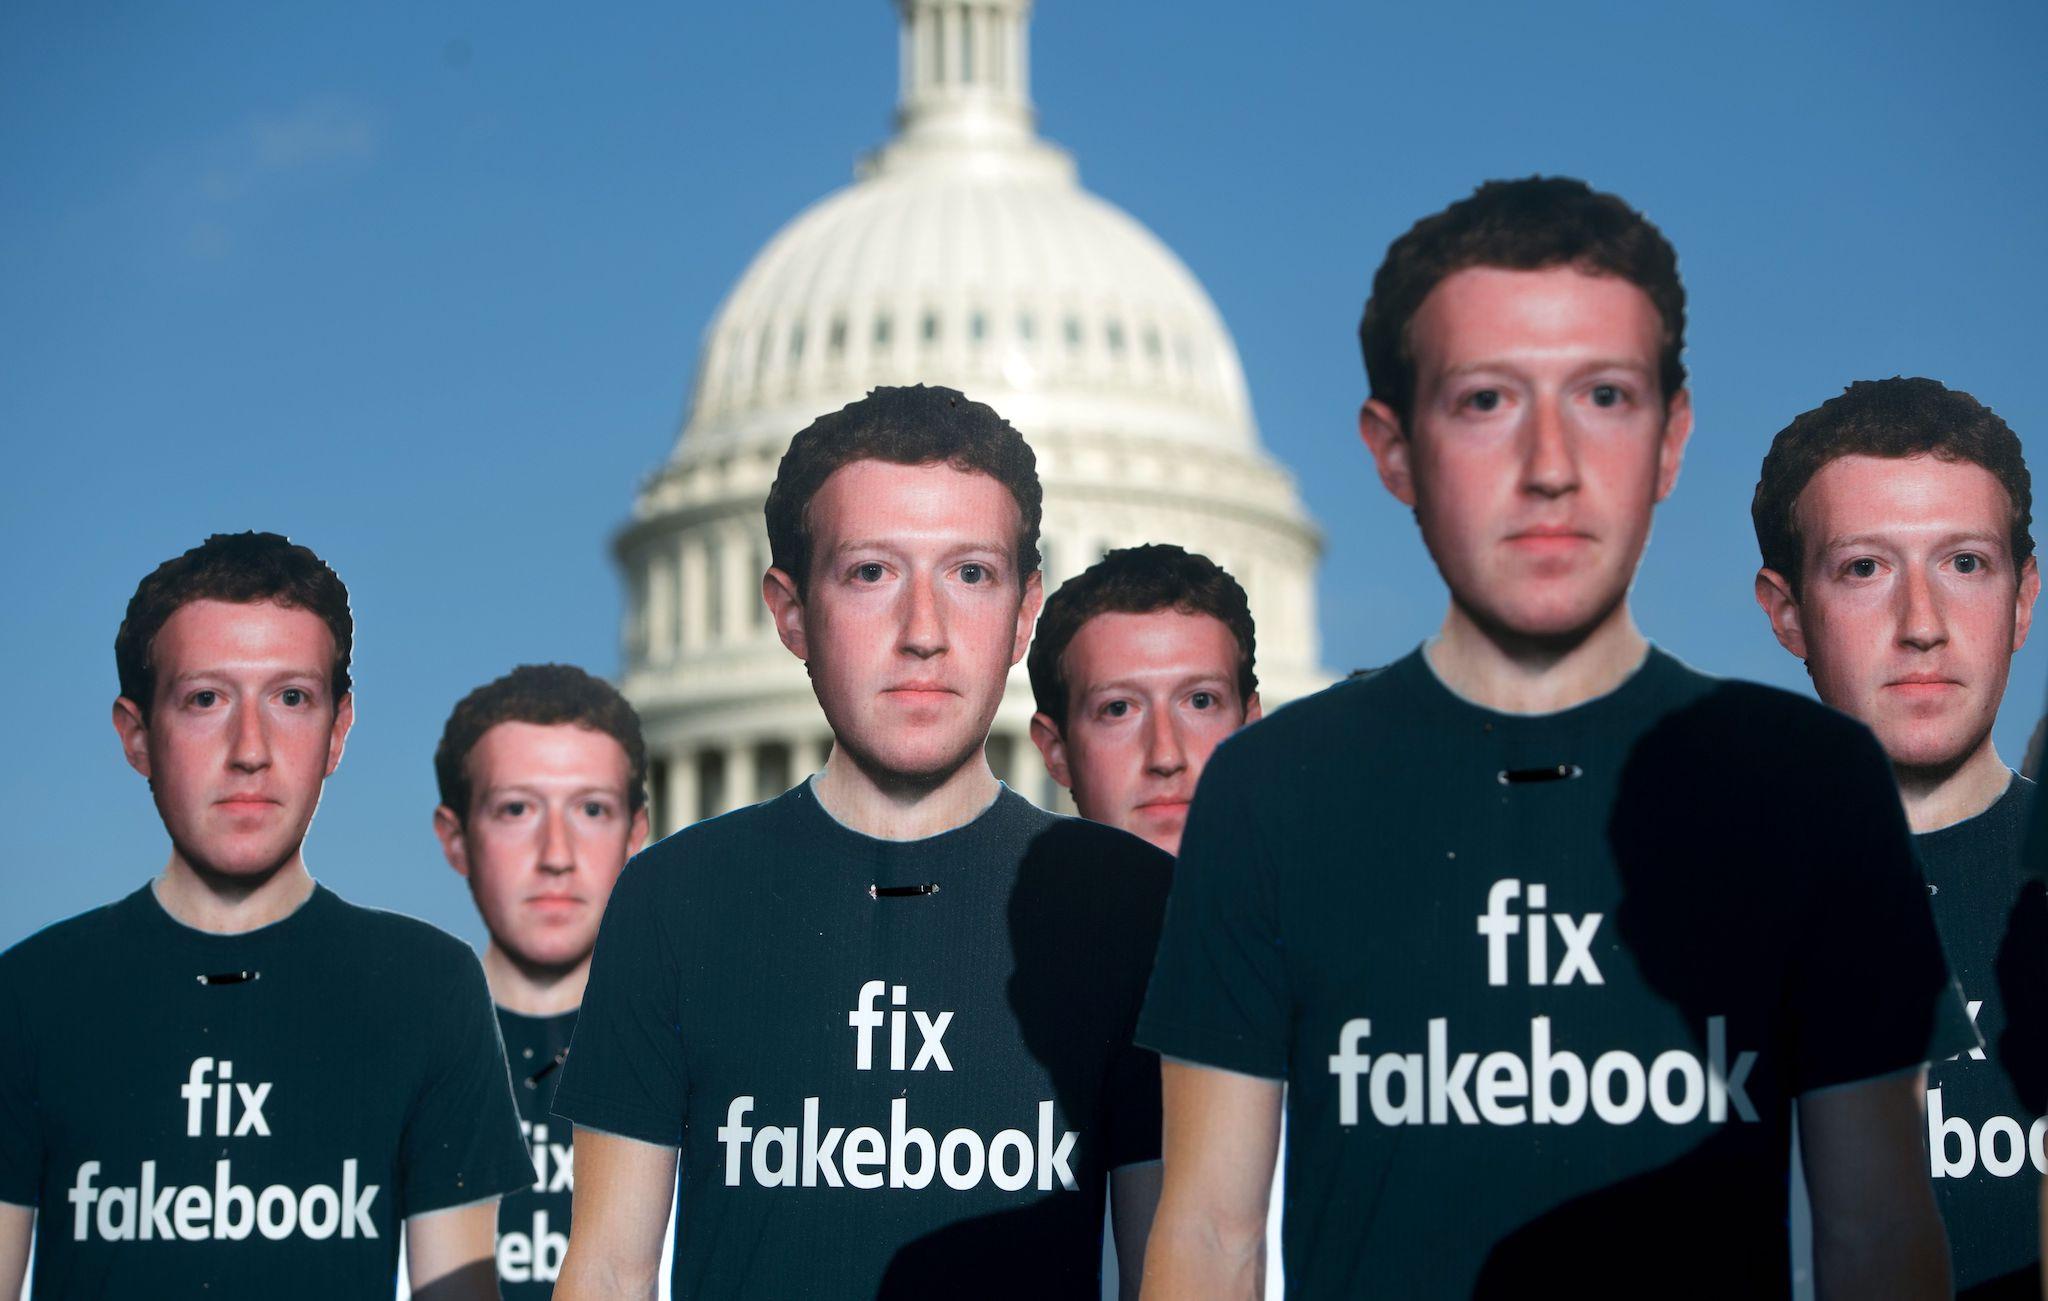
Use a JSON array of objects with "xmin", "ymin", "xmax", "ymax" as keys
[
  {"xmin": 1820, "ymin": 530, "xmax": 2008, "ymax": 553},
  {"xmin": 829, "ymin": 539, "xmax": 1013, "ymax": 558},
  {"xmin": 1081, "ymin": 673, "xmax": 1234, "ymax": 698},
  {"xmin": 1436, "ymin": 358, "xmax": 1653, "ymax": 381}
]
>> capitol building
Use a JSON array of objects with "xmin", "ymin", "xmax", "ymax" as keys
[{"xmin": 616, "ymin": 0, "xmax": 1329, "ymax": 835}]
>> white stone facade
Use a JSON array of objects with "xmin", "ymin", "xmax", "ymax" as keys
[{"xmin": 618, "ymin": 0, "xmax": 1328, "ymax": 834}]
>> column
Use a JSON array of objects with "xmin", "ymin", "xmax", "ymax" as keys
[
  {"xmin": 725, "ymin": 743, "xmax": 759, "ymax": 815},
  {"xmin": 645, "ymin": 551, "xmax": 674, "ymax": 666},
  {"xmin": 721, "ymin": 523, "xmax": 758, "ymax": 642},
  {"xmin": 678, "ymin": 536, "xmax": 708, "ymax": 655},
  {"xmin": 662, "ymin": 745, "xmax": 699, "ymax": 837}
]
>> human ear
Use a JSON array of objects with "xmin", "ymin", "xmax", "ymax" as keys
[
  {"xmin": 1028, "ymin": 712, "xmax": 1073, "ymax": 791},
  {"xmin": 1359, "ymin": 400, "xmax": 1417, "ymax": 508},
  {"xmin": 1753, "ymin": 567, "xmax": 1808, "ymax": 660},
  {"xmin": 763, "ymin": 567, "xmax": 809, "ymax": 661}
]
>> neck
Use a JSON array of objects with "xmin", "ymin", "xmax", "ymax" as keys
[
  {"xmin": 1895, "ymin": 735, "xmax": 2011, "ymax": 834},
  {"xmin": 812, "ymin": 745, "xmax": 1001, "ymax": 841},
  {"xmin": 154, "ymin": 851, "xmax": 315, "ymax": 935},
  {"xmin": 1427, "ymin": 599, "xmax": 1649, "ymax": 715},
  {"xmin": 482, "ymin": 943, "xmax": 589, "ymax": 1017}
]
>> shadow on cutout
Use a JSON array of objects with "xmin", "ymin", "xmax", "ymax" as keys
[
  {"xmin": 1470, "ymin": 686, "xmax": 1950, "ymax": 1301},
  {"xmin": 878, "ymin": 819, "xmax": 1161, "ymax": 1300}
]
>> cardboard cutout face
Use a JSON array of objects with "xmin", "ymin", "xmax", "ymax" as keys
[
  {"xmin": 1760, "ymin": 452, "xmax": 2038, "ymax": 772},
  {"xmin": 114, "ymin": 599, "xmax": 353, "ymax": 882},
  {"xmin": 436, "ymin": 720, "xmax": 647, "ymax": 974},
  {"xmin": 766, "ymin": 459, "xmax": 1042, "ymax": 785},
  {"xmin": 1361, "ymin": 265, "xmax": 1691, "ymax": 646},
  {"xmin": 1030, "ymin": 608, "xmax": 1257, "ymax": 855}
]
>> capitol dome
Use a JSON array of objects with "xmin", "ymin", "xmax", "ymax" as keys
[{"xmin": 617, "ymin": 0, "xmax": 1328, "ymax": 832}]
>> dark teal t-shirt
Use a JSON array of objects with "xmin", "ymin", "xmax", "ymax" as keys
[
  {"xmin": 0, "ymin": 883, "xmax": 534, "ymax": 1300},
  {"xmin": 1915, "ymin": 775, "xmax": 2043, "ymax": 1299},
  {"xmin": 1139, "ymin": 647, "xmax": 1973, "ymax": 1300},
  {"xmin": 494, "ymin": 1006, "xmax": 577, "ymax": 1298},
  {"xmin": 553, "ymin": 783, "xmax": 1172, "ymax": 1299}
]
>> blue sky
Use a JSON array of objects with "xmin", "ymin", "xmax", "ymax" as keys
[{"xmin": 4, "ymin": 1, "xmax": 2046, "ymax": 949}]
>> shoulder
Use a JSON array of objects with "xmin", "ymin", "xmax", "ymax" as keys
[
  {"xmin": 1637, "ymin": 666, "xmax": 1888, "ymax": 777},
  {"xmin": 1016, "ymin": 804, "xmax": 1173, "ymax": 882},
  {"xmin": 631, "ymin": 790, "xmax": 800, "ymax": 878},
  {"xmin": 1203, "ymin": 670, "xmax": 1386, "ymax": 782},
  {"xmin": 1007, "ymin": 806, "xmax": 1174, "ymax": 950},
  {"xmin": 318, "ymin": 890, "xmax": 483, "ymax": 979},
  {"xmin": 0, "ymin": 893, "xmax": 134, "ymax": 975}
]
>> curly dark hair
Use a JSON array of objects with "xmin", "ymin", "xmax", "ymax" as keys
[
  {"xmin": 116, "ymin": 531, "xmax": 352, "ymax": 715},
  {"xmin": 1028, "ymin": 544, "xmax": 1257, "ymax": 728},
  {"xmin": 1752, "ymin": 376, "xmax": 2033, "ymax": 592},
  {"xmin": 1359, "ymin": 176, "xmax": 1687, "ymax": 426},
  {"xmin": 434, "ymin": 663, "xmax": 649, "ymax": 820},
  {"xmin": 764, "ymin": 385, "xmax": 1042, "ymax": 594}
]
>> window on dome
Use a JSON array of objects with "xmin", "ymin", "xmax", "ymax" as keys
[
  {"xmin": 969, "ymin": 311, "xmax": 987, "ymax": 344},
  {"xmin": 874, "ymin": 314, "xmax": 893, "ymax": 349},
  {"xmin": 788, "ymin": 323, "xmax": 805, "ymax": 363},
  {"xmin": 922, "ymin": 311, "xmax": 940, "ymax": 345},
  {"xmin": 1175, "ymin": 335, "xmax": 1194, "ymax": 372},
  {"xmin": 1106, "ymin": 320, "xmax": 1127, "ymax": 356},
  {"xmin": 755, "ymin": 326, "xmax": 775, "ymax": 381},
  {"xmin": 828, "ymin": 317, "xmax": 847, "ymax": 359},
  {"xmin": 1017, "ymin": 313, "xmax": 1036, "ymax": 344},
  {"xmin": 1064, "ymin": 316, "xmax": 1083, "ymax": 351},
  {"xmin": 1144, "ymin": 327, "xmax": 1163, "ymax": 364}
]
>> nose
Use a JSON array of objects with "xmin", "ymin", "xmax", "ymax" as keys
[
  {"xmin": 1144, "ymin": 711, "xmax": 1188, "ymax": 778},
  {"xmin": 1520, "ymin": 395, "xmax": 1580, "ymax": 500},
  {"xmin": 1897, "ymin": 565, "xmax": 1948, "ymax": 652},
  {"xmin": 228, "ymin": 700, "xmax": 271, "ymax": 773},
  {"xmin": 900, "ymin": 573, "xmax": 947, "ymax": 660},
  {"xmin": 538, "ymin": 806, "xmax": 575, "ymax": 874}
]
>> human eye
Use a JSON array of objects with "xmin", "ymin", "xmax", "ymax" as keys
[
  {"xmin": 1458, "ymin": 388, "xmax": 1504, "ymax": 414},
  {"xmin": 1953, "ymin": 552, "xmax": 1986, "ymax": 575},
  {"xmin": 581, "ymin": 799, "xmax": 613, "ymax": 819},
  {"xmin": 1844, "ymin": 557, "xmax": 1880, "ymax": 580},
  {"xmin": 279, "ymin": 687, "xmax": 311, "ymax": 708},
  {"xmin": 497, "ymin": 799, "xmax": 530, "ymax": 819},
  {"xmin": 1588, "ymin": 383, "xmax": 1629, "ymax": 408},
  {"xmin": 1100, "ymin": 699, "xmax": 1132, "ymax": 720},
  {"xmin": 959, "ymin": 561, "xmax": 998, "ymax": 586},
  {"xmin": 853, "ymin": 561, "xmax": 887, "ymax": 583},
  {"xmin": 189, "ymin": 689, "xmax": 221, "ymax": 709},
  {"xmin": 1189, "ymin": 690, "xmax": 1217, "ymax": 710}
]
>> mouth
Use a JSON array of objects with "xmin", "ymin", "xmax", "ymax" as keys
[
  {"xmin": 526, "ymin": 894, "xmax": 586, "ymax": 910},
  {"xmin": 1505, "ymin": 526, "xmax": 1592, "ymax": 550},
  {"xmin": 883, "ymin": 683, "xmax": 956, "ymax": 701},
  {"xmin": 214, "ymin": 796, "xmax": 280, "ymax": 813},
  {"xmin": 1135, "ymin": 797, "xmax": 1191, "ymax": 814},
  {"xmin": 1886, "ymin": 675, "xmax": 1962, "ymax": 694}
]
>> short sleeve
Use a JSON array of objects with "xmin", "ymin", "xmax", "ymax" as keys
[
  {"xmin": 1136, "ymin": 739, "xmax": 1290, "ymax": 1080},
  {"xmin": 550, "ymin": 853, "xmax": 688, "ymax": 1147},
  {"xmin": 399, "ymin": 948, "xmax": 534, "ymax": 1216},
  {"xmin": 1786, "ymin": 727, "xmax": 1977, "ymax": 1093},
  {"xmin": 0, "ymin": 961, "xmax": 40, "ymax": 1206}
]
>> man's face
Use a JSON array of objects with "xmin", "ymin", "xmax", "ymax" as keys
[
  {"xmin": 114, "ymin": 599, "xmax": 353, "ymax": 881},
  {"xmin": 768, "ymin": 459, "xmax": 1043, "ymax": 783},
  {"xmin": 1360, "ymin": 265, "xmax": 1692, "ymax": 643},
  {"xmin": 435, "ymin": 721, "xmax": 647, "ymax": 974},
  {"xmin": 1757, "ymin": 453, "xmax": 2038, "ymax": 772},
  {"xmin": 1030, "ymin": 608, "xmax": 1258, "ymax": 855}
]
